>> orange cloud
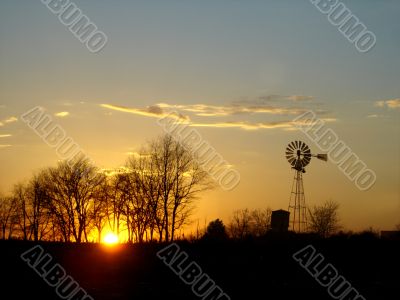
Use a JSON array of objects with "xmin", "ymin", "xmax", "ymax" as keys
[{"xmin": 375, "ymin": 98, "xmax": 400, "ymax": 109}]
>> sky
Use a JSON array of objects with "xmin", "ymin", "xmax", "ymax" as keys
[{"xmin": 0, "ymin": 0, "xmax": 399, "ymax": 232}]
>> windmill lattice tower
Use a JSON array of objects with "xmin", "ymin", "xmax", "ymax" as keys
[{"xmin": 285, "ymin": 141, "xmax": 327, "ymax": 233}]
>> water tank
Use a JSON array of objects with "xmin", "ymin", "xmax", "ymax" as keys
[{"xmin": 270, "ymin": 209, "xmax": 290, "ymax": 232}]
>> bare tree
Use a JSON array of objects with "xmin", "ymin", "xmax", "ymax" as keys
[
  {"xmin": 25, "ymin": 172, "xmax": 52, "ymax": 241},
  {"xmin": 251, "ymin": 208, "xmax": 272, "ymax": 237},
  {"xmin": 107, "ymin": 173, "xmax": 128, "ymax": 239},
  {"xmin": 228, "ymin": 209, "xmax": 252, "ymax": 239},
  {"xmin": 228, "ymin": 208, "xmax": 272, "ymax": 239},
  {"xmin": 124, "ymin": 155, "xmax": 155, "ymax": 243},
  {"xmin": 13, "ymin": 183, "xmax": 29, "ymax": 240},
  {"xmin": 1, "ymin": 134, "xmax": 214, "ymax": 243},
  {"xmin": 115, "ymin": 172, "xmax": 138, "ymax": 243},
  {"xmin": 149, "ymin": 134, "xmax": 212, "ymax": 242},
  {"xmin": 89, "ymin": 174, "xmax": 109, "ymax": 242},
  {"xmin": 45, "ymin": 158, "xmax": 103, "ymax": 243},
  {"xmin": 134, "ymin": 151, "xmax": 163, "ymax": 242},
  {"xmin": 308, "ymin": 200, "xmax": 341, "ymax": 238},
  {"xmin": 0, "ymin": 194, "xmax": 18, "ymax": 239}
]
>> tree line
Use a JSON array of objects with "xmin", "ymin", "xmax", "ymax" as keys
[
  {"xmin": 205, "ymin": 202, "xmax": 400, "ymax": 240},
  {"xmin": 1, "ymin": 132, "xmax": 395, "ymax": 243},
  {"xmin": 0, "ymin": 135, "xmax": 212, "ymax": 243}
]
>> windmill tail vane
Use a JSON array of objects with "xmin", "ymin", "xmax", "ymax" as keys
[{"xmin": 315, "ymin": 154, "xmax": 328, "ymax": 161}]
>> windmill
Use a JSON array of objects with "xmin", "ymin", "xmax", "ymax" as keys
[{"xmin": 285, "ymin": 141, "xmax": 327, "ymax": 233}]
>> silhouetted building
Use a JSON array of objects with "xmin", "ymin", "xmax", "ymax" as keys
[
  {"xmin": 381, "ymin": 231, "xmax": 400, "ymax": 240},
  {"xmin": 270, "ymin": 209, "xmax": 290, "ymax": 232}
]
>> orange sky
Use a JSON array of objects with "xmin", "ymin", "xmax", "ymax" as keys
[{"xmin": 0, "ymin": 0, "xmax": 399, "ymax": 232}]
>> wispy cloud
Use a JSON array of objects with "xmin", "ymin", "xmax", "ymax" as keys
[
  {"xmin": 189, "ymin": 117, "xmax": 337, "ymax": 131},
  {"xmin": 54, "ymin": 111, "xmax": 70, "ymax": 117},
  {"xmin": 286, "ymin": 95, "xmax": 314, "ymax": 102},
  {"xmin": 125, "ymin": 151, "xmax": 151, "ymax": 158},
  {"xmin": 100, "ymin": 166, "xmax": 133, "ymax": 177},
  {"xmin": 100, "ymin": 104, "xmax": 189, "ymax": 121},
  {"xmin": 157, "ymin": 101, "xmax": 326, "ymax": 117},
  {"xmin": 247, "ymin": 94, "xmax": 315, "ymax": 103},
  {"xmin": 0, "ymin": 116, "xmax": 18, "ymax": 127},
  {"xmin": 366, "ymin": 114, "xmax": 385, "ymax": 118},
  {"xmin": 375, "ymin": 98, "xmax": 400, "ymax": 109},
  {"xmin": 0, "ymin": 134, "xmax": 12, "ymax": 138},
  {"xmin": 101, "ymin": 93, "xmax": 326, "ymax": 120},
  {"xmin": 100, "ymin": 101, "xmax": 335, "ymax": 131},
  {"xmin": 5, "ymin": 116, "xmax": 18, "ymax": 123},
  {"xmin": 0, "ymin": 144, "xmax": 12, "ymax": 148},
  {"xmin": 157, "ymin": 103, "xmax": 304, "ymax": 116},
  {"xmin": 190, "ymin": 121, "xmax": 295, "ymax": 130}
]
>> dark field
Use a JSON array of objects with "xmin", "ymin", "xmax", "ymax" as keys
[{"xmin": 1, "ymin": 235, "xmax": 399, "ymax": 300}]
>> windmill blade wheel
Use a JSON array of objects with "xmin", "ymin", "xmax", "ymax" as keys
[{"xmin": 285, "ymin": 140, "xmax": 312, "ymax": 171}]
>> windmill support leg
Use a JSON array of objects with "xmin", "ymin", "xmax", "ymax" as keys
[{"xmin": 288, "ymin": 170, "xmax": 307, "ymax": 233}]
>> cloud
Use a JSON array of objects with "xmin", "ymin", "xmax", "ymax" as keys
[
  {"xmin": 126, "ymin": 151, "xmax": 138, "ymax": 156},
  {"xmin": 55, "ymin": 111, "xmax": 70, "ymax": 117},
  {"xmin": 157, "ymin": 102, "xmax": 325, "ymax": 117},
  {"xmin": 190, "ymin": 121, "xmax": 296, "ymax": 130},
  {"xmin": 286, "ymin": 95, "xmax": 314, "ymax": 102},
  {"xmin": 100, "ymin": 167, "xmax": 133, "ymax": 177},
  {"xmin": 100, "ymin": 101, "xmax": 335, "ymax": 131},
  {"xmin": 0, "ymin": 116, "xmax": 18, "ymax": 127},
  {"xmin": 256, "ymin": 95, "xmax": 282, "ymax": 102},
  {"xmin": 386, "ymin": 99, "xmax": 400, "ymax": 109},
  {"xmin": 0, "ymin": 144, "xmax": 12, "ymax": 148},
  {"xmin": 320, "ymin": 118, "xmax": 337, "ymax": 123},
  {"xmin": 100, "ymin": 104, "xmax": 189, "ymax": 121},
  {"xmin": 125, "ymin": 151, "xmax": 151, "ymax": 158},
  {"xmin": 0, "ymin": 134, "xmax": 12, "ymax": 138},
  {"xmin": 251, "ymin": 94, "xmax": 314, "ymax": 103},
  {"xmin": 4, "ymin": 116, "xmax": 17, "ymax": 123},
  {"xmin": 189, "ymin": 117, "xmax": 337, "ymax": 131},
  {"xmin": 374, "ymin": 98, "xmax": 400, "ymax": 109},
  {"xmin": 101, "ymin": 93, "xmax": 326, "ymax": 122}
]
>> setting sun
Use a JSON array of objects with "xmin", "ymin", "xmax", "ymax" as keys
[{"xmin": 103, "ymin": 233, "xmax": 119, "ymax": 245}]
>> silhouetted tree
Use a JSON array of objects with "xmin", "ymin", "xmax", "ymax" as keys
[
  {"xmin": 0, "ymin": 194, "xmax": 18, "ymax": 239},
  {"xmin": 228, "ymin": 209, "xmax": 252, "ymax": 239},
  {"xmin": 124, "ymin": 155, "xmax": 156, "ymax": 243},
  {"xmin": 251, "ymin": 208, "xmax": 272, "ymax": 237},
  {"xmin": 0, "ymin": 134, "xmax": 214, "ymax": 243},
  {"xmin": 45, "ymin": 157, "xmax": 104, "ymax": 243},
  {"xmin": 308, "ymin": 200, "xmax": 341, "ymax": 238},
  {"xmin": 228, "ymin": 208, "xmax": 272, "ymax": 239},
  {"xmin": 13, "ymin": 183, "xmax": 29, "ymax": 240},
  {"xmin": 149, "ymin": 134, "xmax": 213, "ymax": 242},
  {"xmin": 105, "ymin": 173, "xmax": 125, "ymax": 239},
  {"xmin": 203, "ymin": 219, "xmax": 228, "ymax": 241},
  {"xmin": 89, "ymin": 175, "xmax": 109, "ymax": 242},
  {"xmin": 20, "ymin": 172, "xmax": 53, "ymax": 241},
  {"xmin": 12, "ymin": 178, "xmax": 51, "ymax": 241}
]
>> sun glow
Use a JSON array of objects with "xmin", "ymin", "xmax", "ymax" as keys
[{"xmin": 103, "ymin": 232, "xmax": 119, "ymax": 245}]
